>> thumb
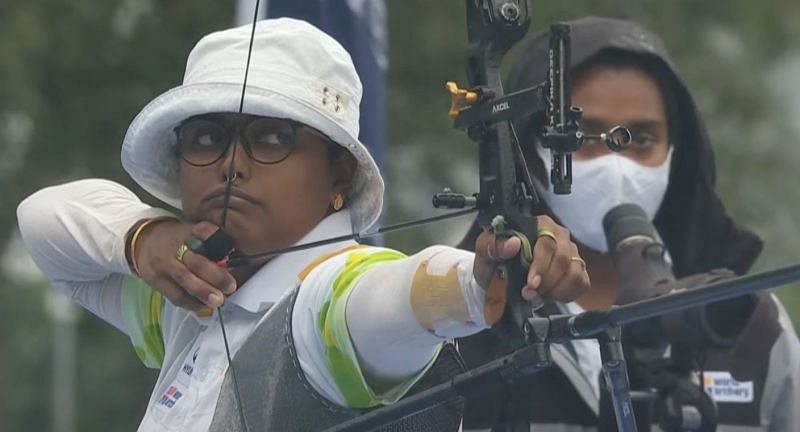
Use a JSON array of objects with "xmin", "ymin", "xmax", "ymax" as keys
[
  {"xmin": 475, "ymin": 231, "xmax": 521, "ymax": 262},
  {"xmin": 473, "ymin": 231, "xmax": 521, "ymax": 289}
]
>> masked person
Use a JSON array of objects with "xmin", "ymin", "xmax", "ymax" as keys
[
  {"xmin": 458, "ymin": 17, "xmax": 800, "ymax": 432},
  {"xmin": 16, "ymin": 19, "xmax": 589, "ymax": 432}
]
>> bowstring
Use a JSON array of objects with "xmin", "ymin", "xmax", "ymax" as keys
[{"xmin": 215, "ymin": 1, "xmax": 262, "ymax": 430}]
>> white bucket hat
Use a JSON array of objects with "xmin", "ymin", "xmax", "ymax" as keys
[{"xmin": 121, "ymin": 18, "xmax": 384, "ymax": 233}]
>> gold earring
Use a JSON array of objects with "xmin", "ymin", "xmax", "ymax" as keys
[{"xmin": 332, "ymin": 194, "xmax": 344, "ymax": 211}]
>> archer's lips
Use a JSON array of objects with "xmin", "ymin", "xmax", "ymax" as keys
[{"xmin": 203, "ymin": 187, "xmax": 261, "ymax": 210}]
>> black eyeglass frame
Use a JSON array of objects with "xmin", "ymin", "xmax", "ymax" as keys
[{"xmin": 173, "ymin": 115, "xmax": 333, "ymax": 167}]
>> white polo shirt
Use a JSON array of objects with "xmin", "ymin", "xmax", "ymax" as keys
[
  {"xmin": 18, "ymin": 180, "xmax": 417, "ymax": 431},
  {"xmin": 20, "ymin": 179, "xmax": 505, "ymax": 431},
  {"xmin": 131, "ymin": 211, "xmax": 360, "ymax": 430}
]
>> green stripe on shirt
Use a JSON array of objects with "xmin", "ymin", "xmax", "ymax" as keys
[
  {"xmin": 121, "ymin": 276, "xmax": 165, "ymax": 369},
  {"xmin": 317, "ymin": 249, "xmax": 443, "ymax": 408}
]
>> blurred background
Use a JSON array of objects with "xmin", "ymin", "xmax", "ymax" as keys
[{"xmin": 2, "ymin": 0, "xmax": 799, "ymax": 430}]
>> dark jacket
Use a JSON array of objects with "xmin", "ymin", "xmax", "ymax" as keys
[{"xmin": 458, "ymin": 17, "xmax": 799, "ymax": 432}]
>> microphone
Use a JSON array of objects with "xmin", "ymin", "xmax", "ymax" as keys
[
  {"xmin": 602, "ymin": 204, "xmax": 721, "ymax": 432},
  {"xmin": 603, "ymin": 203, "xmax": 753, "ymax": 349},
  {"xmin": 603, "ymin": 204, "xmax": 675, "ymax": 306}
]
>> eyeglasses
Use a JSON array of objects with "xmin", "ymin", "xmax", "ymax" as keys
[{"xmin": 175, "ymin": 116, "xmax": 324, "ymax": 166}]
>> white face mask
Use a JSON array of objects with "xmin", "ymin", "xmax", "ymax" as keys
[{"xmin": 534, "ymin": 146, "xmax": 674, "ymax": 252}]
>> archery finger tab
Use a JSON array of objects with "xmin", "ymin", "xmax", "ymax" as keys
[
  {"xmin": 199, "ymin": 229, "xmax": 235, "ymax": 262},
  {"xmin": 184, "ymin": 228, "xmax": 235, "ymax": 263},
  {"xmin": 184, "ymin": 234, "xmax": 206, "ymax": 256}
]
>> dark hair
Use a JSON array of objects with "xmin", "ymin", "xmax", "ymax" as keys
[{"xmin": 326, "ymin": 141, "xmax": 345, "ymax": 160}]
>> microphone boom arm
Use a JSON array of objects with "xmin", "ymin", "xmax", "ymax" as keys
[{"xmin": 323, "ymin": 263, "xmax": 800, "ymax": 432}]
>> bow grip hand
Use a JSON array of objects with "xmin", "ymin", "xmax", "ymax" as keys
[{"xmin": 472, "ymin": 215, "xmax": 590, "ymax": 324}]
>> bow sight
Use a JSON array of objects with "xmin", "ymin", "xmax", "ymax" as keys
[{"xmin": 436, "ymin": 0, "xmax": 632, "ymax": 346}]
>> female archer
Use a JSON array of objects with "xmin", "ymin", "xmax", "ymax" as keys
[{"xmin": 17, "ymin": 18, "xmax": 588, "ymax": 431}]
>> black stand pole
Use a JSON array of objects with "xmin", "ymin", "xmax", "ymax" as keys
[
  {"xmin": 548, "ymin": 263, "xmax": 800, "ymax": 340},
  {"xmin": 598, "ymin": 326, "xmax": 638, "ymax": 432}
]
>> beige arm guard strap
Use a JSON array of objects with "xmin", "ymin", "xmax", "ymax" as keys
[{"xmin": 346, "ymin": 246, "xmax": 506, "ymax": 381}]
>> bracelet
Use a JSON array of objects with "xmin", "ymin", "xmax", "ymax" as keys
[{"xmin": 128, "ymin": 216, "xmax": 178, "ymax": 276}]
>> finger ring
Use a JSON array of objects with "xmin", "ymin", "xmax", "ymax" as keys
[
  {"xmin": 536, "ymin": 227, "xmax": 557, "ymax": 243},
  {"xmin": 176, "ymin": 243, "xmax": 190, "ymax": 263},
  {"xmin": 570, "ymin": 256, "xmax": 587, "ymax": 271}
]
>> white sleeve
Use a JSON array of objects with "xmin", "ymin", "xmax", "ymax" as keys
[
  {"xmin": 17, "ymin": 178, "xmax": 175, "ymax": 332},
  {"xmin": 292, "ymin": 245, "xmax": 488, "ymax": 408},
  {"xmin": 346, "ymin": 246, "xmax": 487, "ymax": 380}
]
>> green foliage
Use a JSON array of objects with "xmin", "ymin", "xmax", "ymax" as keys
[{"xmin": 0, "ymin": 275, "xmax": 159, "ymax": 431}]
